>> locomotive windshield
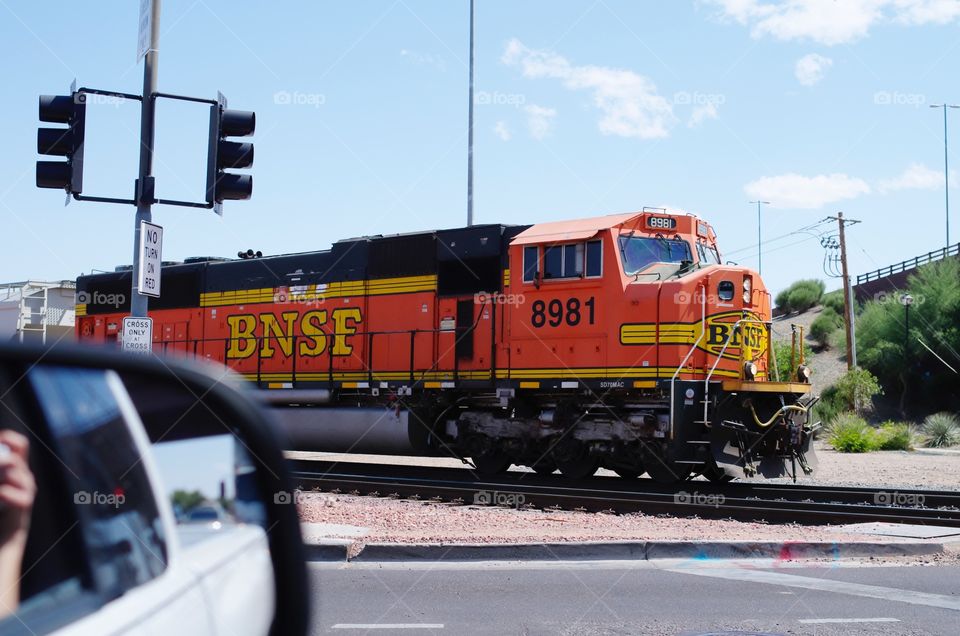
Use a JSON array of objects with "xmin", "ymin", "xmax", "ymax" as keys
[{"xmin": 618, "ymin": 235, "xmax": 692, "ymax": 275}]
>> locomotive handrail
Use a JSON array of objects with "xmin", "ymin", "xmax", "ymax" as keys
[
  {"xmin": 703, "ymin": 317, "xmax": 774, "ymax": 430},
  {"xmin": 669, "ymin": 287, "xmax": 707, "ymax": 439}
]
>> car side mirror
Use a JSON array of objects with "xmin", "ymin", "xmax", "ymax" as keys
[{"xmin": 0, "ymin": 342, "xmax": 309, "ymax": 636}]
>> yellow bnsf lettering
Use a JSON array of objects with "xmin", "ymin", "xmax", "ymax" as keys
[
  {"xmin": 299, "ymin": 309, "xmax": 327, "ymax": 357},
  {"xmin": 225, "ymin": 307, "xmax": 364, "ymax": 359},
  {"xmin": 260, "ymin": 311, "xmax": 299, "ymax": 358},
  {"xmin": 331, "ymin": 307, "xmax": 362, "ymax": 356},
  {"xmin": 226, "ymin": 314, "xmax": 257, "ymax": 359}
]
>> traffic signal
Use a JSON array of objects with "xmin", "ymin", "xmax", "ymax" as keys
[
  {"xmin": 36, "ymin": 93, "xmax": 85, "ymax": 193},
  {"xmin": 206, "ymin": 98, "xmax": 255, "ymax": 214}
]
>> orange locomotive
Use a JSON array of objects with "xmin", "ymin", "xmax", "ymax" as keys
[{"xmin": 76, "ymin": 210, "xmax": 818, "ymax": 482}]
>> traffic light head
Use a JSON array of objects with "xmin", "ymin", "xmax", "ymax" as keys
[
  {"xmin": 36, "ymin": 93, "xmax": 85, "ymax": 193},
  {"xmin": 206, "ymin": 102, "xmax": 255, "ymax": 214}
]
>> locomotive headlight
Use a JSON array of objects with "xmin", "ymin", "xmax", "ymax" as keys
[
  {"xmin": 797, "ymin": 364, "xmax": 812, "ymax": 383},
  {"xmin": 742, "ymin": 277, "xmax": 752, "ymax": 304},
  {"xmin": 743, "ymin": 361, "xmax": 758, "ymax": 380}
]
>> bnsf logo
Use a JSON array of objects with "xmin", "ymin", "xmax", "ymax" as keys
[
  {"xmin": 226, "ymin": 308, "xmax": 362, "ymax": 359},
  {"xmin": 701, "ymin": 313, "xmax": 767, "ymax": 360}
]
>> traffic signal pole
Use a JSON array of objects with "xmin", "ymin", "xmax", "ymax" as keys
[{"xmin": 131, "ymin": 0, "xmax": 161, "ymax": 319}]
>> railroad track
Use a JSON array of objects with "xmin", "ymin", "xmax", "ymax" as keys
[{"xmin": 287, "ymin": 459, "xmax": 960, "ymax": 527}]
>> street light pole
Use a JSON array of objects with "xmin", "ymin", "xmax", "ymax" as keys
[
  {"xmin": 749, "ymin": 200, "xmax": 770, "ymax": 274},
  {"xmin": 930, "ymin": 103, "xmax": 959, "ymax": 250},
  {"xmin": 466, "ymin": 0, "xmax": 475, "ymax": 227}
]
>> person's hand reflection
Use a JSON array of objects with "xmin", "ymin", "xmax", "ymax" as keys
[{"xmin": 0, "ymin": 431, "xmax": 36, "ymax": 617}]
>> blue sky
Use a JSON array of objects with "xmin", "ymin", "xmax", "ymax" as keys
[{"xmin": 3, "ymin": 0, "xmax": 960, "ymax": 297}]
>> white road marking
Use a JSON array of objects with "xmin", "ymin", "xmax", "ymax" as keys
[
  {"xmin": 669, "ymin": 567, "xmax": 960, "ymax": 612},
  {"xmin": 332, "ymin": 624, "xmax": 444, "ymax": 630},
  {"xmin": 799, "ymin": 618, "xmax": 900, "ymax": 624}
]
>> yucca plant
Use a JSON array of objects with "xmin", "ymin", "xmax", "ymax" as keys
[
  {"xmin": 826, "ymin": 412, "xmax": 877, "ymax": 453},
  {"xmin": 922, "ymin": 412, "xmax": 960, "ymax": 448}
]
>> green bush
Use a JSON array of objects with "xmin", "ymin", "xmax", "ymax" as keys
[
  {"xmin": 810, "ymin": 307, "xmax": 843, "ymax": 349},
  {"xmin": 775, "ymin": 279, "xmax": 826, "ymax": 314},
  {"xmin": 874, "ymin": 421, "xmax": 914, "ymax": 451},
  {"xmin": 822, "ymin": 289, "xmax": 846, "ymax": 314},
  {"xmin": 856, "ymin": 259, "xmax": 960, "ymax": 410},
  {"xmin": 771, "ymin": 339, "xmax": 813, "ymax": 382},
  {"xmin": 922, "ymin": 412, "xmax": 960, "ymax": 448},
  {"xmin": 832, "ymin": 367, "xmax": 883, "ymax": 415},
  {"xmin": 826, "ymin": 412, "xmax": 877, "ymax": 452},
  {"xmin": 814, "ymin": 385, "xmax": 845, "ymax": 428}
]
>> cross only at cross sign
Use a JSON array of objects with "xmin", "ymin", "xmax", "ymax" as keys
[{"xmin": 138, "ymin": 221, "xmax": 162, "ymax": 298}]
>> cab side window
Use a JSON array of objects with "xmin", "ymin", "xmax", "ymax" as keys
[
  {"xmin": 522, "ymin": 246, "xmax": 539, "ymax": 283},
  {"xmin": 586, "ymin": 240, "xmax": 602, "ymax": 277},
  {"xmin": 544, "ymin": 243, "xmax": 585, "ymax": 279}
]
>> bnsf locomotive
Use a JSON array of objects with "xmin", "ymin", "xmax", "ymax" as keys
[{"xmin": 77, "ymin": 210, "xmax": 817, "ymax": 482}]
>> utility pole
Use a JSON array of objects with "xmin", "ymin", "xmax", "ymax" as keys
[
  {"xmin": 930, "ymin": 104, "xmax": 958, "ymax": 250},
  {"xmin": 749, "ymin": 200, "xmax": 770, "ymax": 274},
  {"xmin": 131, "ymin": 0, "xmax": 162, "ymax": 318},
  {"xmin": 829, "ymin": 211, "xmax": 861, "ymax": 370},
  {"xmin": 466, "ymin": 0, "xmax": 475, "ymax": 227}
]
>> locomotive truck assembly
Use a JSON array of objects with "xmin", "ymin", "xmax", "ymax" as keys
[{"xmin": 76, "ymin": 210, "xmax": 818, "ymax": 483}]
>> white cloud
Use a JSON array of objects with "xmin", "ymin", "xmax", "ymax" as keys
[
  {"xmin": 795, "ymin": 53, "xmax": 833, "ymax": 86},
  {"xmin": 878, "ymin": 162, "xmax": 955, "ymax": 193},
  {"xmin": 744, "ymin": 173, "xmax": 871, "ymax": 208},
  {"xmin": 687, "ymin": 102, "xmax": 719, "ymax": 127},
  {"xmin": 893, "ymin": 0, "xmax": 960, "ymax": 25},
  {"xmin": 704, "ymin": 0, "xmax": 960, "ymax": 46},
  {"xmin": 400, "ymin": 49, "xmax": 446, "ymax": 72},
  {"xmin": 502, "ymin": 38, "xmax": 677, "ymax": 139},
  {"xmin": 492, "ymin": 120, "xmax": 512, "ymax": 141},
  {"xmin": 524, "ymin": 104, "xmax": 556, "ymax": 140}
]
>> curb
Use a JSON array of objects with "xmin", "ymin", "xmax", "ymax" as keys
[
  {"xmin": 914, "ymin": 448, "xmax": 960, "ymax": 456},
  {"xmin": 305, "ymin": 539, "xmax": 945, "ymax": 562}
]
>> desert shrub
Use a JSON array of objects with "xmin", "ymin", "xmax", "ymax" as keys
[
  {"xmin": 856, "ymin": 259, "xmax": 960, "ymax": 411},
  {"xmin": 874, "ymin": 421, "xmax": 914, "ymax": 451},
  {"xmin": 771, "ymin": 339, "xmax": 813, "ymax": 382},
  {"xmin": 826, "ymin": 412, "xmax": 877, "ymax": 453},
  {"xmin": 832, "ymin": 367, "xmax": 883, "ymax": 415},
  {"xmin": 814, "ymin": 385, "xmax": 845, "ymax": 429},
  {"xmin": 810, "ymin": 307, "xmax": 843, "ymax": 349},
  {"xmin": 922, "ymin": 412, "xmax": 960, "ymax": 448},
  {"xmin": 821, "ymin": 289, "xmax": 846, "ymax": 314},
  {"xmin": 775, "ymin": 279, "xmax": 825, "ymax": 314}
]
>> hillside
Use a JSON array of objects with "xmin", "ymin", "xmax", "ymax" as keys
[{"xmin": 771, "ymin": 305, "xmax": 846, "ymax": 395}]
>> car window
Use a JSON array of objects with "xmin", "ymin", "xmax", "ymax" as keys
[{"xmin": 28, "ymin": 367, "xmax": 167, "ymax": 600}]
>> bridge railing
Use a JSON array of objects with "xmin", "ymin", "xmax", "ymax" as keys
[{"xmin": 856, "ymin": 243, "xmax": 959, "ymax": 285}]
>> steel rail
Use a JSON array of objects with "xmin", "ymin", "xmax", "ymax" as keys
[{"xmin": 286, "ymin": 460, "xmax": 960, "ymax": 528}]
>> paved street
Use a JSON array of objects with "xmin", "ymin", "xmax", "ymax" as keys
[{"xmin": 309, "ymin": 559, "xmax": 960, "ymax": 635}]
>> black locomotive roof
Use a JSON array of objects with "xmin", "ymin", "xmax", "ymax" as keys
[{"xmin": 76, "ymin": 223, "xmax": 530, "ymax": 314}]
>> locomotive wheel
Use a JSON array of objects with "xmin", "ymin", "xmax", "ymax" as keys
[
  {"xmin": 472, "ymin": 451, "xmax": 512, "ymax": 475},
  {"xmin": 531, "ymin": 459, "xmax": 557, "ymax": 475},
  {"xmin": 557, "ymin": 457, "xmax": 598, "ymax": 480},
  {"xmin": 644, "ymin": 457, "xmax": 692, "ymax": 484},
  {"xmin": 703, "ymin": 461, "xmax": 734, "ymax": 483}
]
